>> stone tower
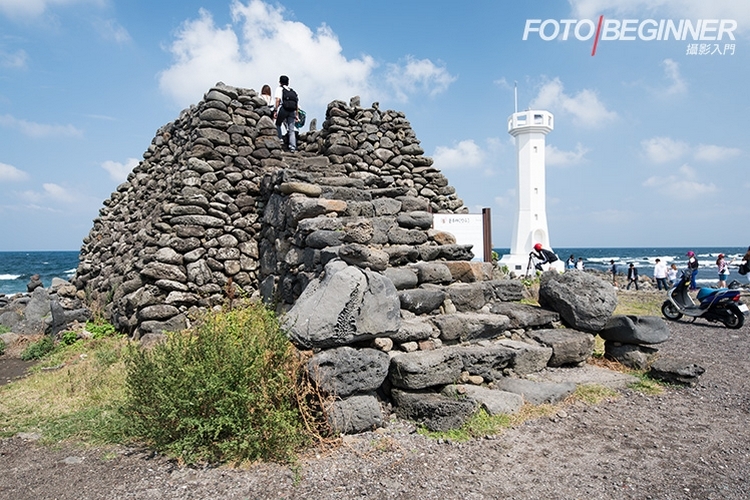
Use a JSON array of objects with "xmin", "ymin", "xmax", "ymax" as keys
[{"xmin": 499, "ymin": 109, "xmax": 559, "ymax": 274}]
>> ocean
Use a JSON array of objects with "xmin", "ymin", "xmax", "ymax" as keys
[
  {"xmin": 0, "ymin": 251, "xmax": 79, "ymax": 296},
  {"xmin": 0, "ymin": 247, "xmax": 748, "ymax": 296},
  {"xmin": 495, "ymin": 246, "xmax": 750, "ymax": 286}
]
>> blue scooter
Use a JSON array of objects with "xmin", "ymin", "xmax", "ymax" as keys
[{"xmin": 661, "ymin": 271, "xmax": 748, "ymax": 329}]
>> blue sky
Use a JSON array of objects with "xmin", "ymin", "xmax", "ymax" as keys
[{"xmin": 0, "ymin": 0, "xmax": 748, "ymax": 251}]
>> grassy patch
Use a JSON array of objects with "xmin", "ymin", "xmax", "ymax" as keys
[
  {"xmin": 0, "ymin": 335, "xmax": 130, "ymax": 445},
  {"xmin": 614, "ymin": 291, "xmax": 664, "ymax": 316},
  {"xmin": 572, "ymin": 383, "xmax": 619, "ymax": 404},
  {"xmin": 627, "ymin": 373, "xmax": 665, "ymax": 395}
]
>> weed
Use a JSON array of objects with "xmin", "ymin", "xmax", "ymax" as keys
[
  {"xmin": 86, "ymin": 320, "xmax": 117, "ymax": 339},
  {"xmin": 60, "ymin": 330, "xmax": 79, "ymax": 346},
  {"xmin": 418, "ymin": 409, "xmax": 513, "ymax": 442},
  {"xmin": 121, "ymin": 301, "xmax": 315, "ymax": 465},
  {"xmin": 628, "ymin": 373, "xmax": 664, "ymax": 395},
  {"xmin": 20, "ymin": 336, "xmax": 55, "ymax": 360},
  {"xmin": 0, "ymin": 325, "xmax": 10, "ymax": 334},
  {"xmin": 572, "ymin": 384, "xmax": 619, "ymax": 404}
]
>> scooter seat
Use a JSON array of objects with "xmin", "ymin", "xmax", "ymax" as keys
[{"xmin": 696, "ymin": 287, "xmax": 725, "ymax": 301}]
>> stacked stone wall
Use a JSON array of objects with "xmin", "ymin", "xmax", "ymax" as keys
[{"xmin": 73, "ymin": 83, "xmax": 466, "ymax": 335}]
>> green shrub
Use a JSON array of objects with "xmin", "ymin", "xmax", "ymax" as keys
[
  {"xmin": 60, "ymin": 330, "xmax": 79, "ymax": 346},
  {"xmin": 20, "ymin": 336, "xmax": 55, "ymax": 360},
  {"xmin": 121, "ymin": 302, "xmax": 310, "ymax": 465},
  {"xmin": 0, "ymin": 325, "xmax": 10, "ymax": 334},
  {"xmin": 86, "ymin": 320, "xmax": 117, "ymax": 339}
]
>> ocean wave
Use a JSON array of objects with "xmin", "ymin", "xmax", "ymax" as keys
[{"xmin": 0, "ymin": 274, "xmax": 21, "ymax": 280}]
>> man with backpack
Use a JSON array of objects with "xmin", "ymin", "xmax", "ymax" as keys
[{"xmin": 274, "ymin": 75, "xmax": 299, "ymax": 152}]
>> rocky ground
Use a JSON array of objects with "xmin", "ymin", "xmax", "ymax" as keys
[{"xmin": 1, "ymin": 315, "xmax": 749, "ymax": 499}]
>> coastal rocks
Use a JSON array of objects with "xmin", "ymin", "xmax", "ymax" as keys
[
  {"xmin": 284, "ymin": 261, "xmax": 400, "ymax": 349},
  {"xmin": 528, "ymin": 328, "xmax": 595, "ymax": 367},
  {"xmin": 600, "ymin": 315, "xmax": 670, "ymax": 369},
  {"xmin": 0, "ymin": 280, "xmax": 91, "ymax": 338},
  {"xmin": 648, "ymin": 357, "xmax": 705, "ymax": 386},
  {"xmin": 538, "ymin": 270, "xmax": 617, "ymax": 332}
]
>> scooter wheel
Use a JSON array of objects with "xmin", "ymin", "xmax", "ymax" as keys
[
  {"xmin": 661, "ymin": 301, "xmax": 683, "ymax": 321},
  {"xmin": 724, "ymin": 306, "xmax": 745, "ymax": 329}
]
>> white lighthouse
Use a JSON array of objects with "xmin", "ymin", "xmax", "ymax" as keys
[{"xmin": 499, "ymin": 109, "xmax": 562, "ymax": 274}]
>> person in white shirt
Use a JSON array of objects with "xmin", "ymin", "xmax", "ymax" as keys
[{"xmin": 653, "ymin": 258, "xmax": 669, "ymax": 291}]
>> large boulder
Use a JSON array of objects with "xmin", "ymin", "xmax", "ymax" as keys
[
  {"xmin": 307, "ymin": 347, "xmax": 389, "ymax": 398},
  {"xmin": 389, "ymin": 349, "xmax": 463, "ymax": 390},
  {"xmin": 528, "ymin": 328, "xmax": 595, "ymax": 367},
  {"xmin": 326, "ymin": 394, "xmax": 383, "ymax": 434},
  {"xmin": 391, "ymin": 389, "xmax": 476, "ymax": 431},
  {"xmin": 599, "ymin": 315, "xmax": 670, "ymax": 345},
  {"xmin": 538, "ymin": 271, "xmax": 617, "ymax": 332},
  {"xmin": 430, "ymin": 313, "xmax": 510, "ymax": 342},
  {"xmin": 284, "ymin": 260, "xmax": 401, "ymax": 349}
]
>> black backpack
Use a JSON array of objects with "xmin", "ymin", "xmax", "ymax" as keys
[{"xmin": 281, "ymin": 87, "xmax": 298, "ymax": 111}]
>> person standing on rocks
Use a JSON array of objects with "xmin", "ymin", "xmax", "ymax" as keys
[
  {"xmin": 653, "ymin": 258, "xmax": 669, "ymax": 291},
  {"xmin": 626, "ymin": 263, "xmax": 639, "ymax": 290},
  {"xmin": 274, "ymin": 75, "xmax": 298, "ymax": 153}
]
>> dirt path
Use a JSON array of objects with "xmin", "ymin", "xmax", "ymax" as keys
[{"xmin": 1, "ymin": 318, "xmax": 749, "ymax": 499}]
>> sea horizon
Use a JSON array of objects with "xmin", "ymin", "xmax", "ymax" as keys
[{"xmin": 1, "ymin": 246, "xmax": 748, "ymax": 296}]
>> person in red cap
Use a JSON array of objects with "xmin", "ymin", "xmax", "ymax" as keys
[{"xmin": 530, "ymin": 243, "xmax": 559, "ymax": 271}]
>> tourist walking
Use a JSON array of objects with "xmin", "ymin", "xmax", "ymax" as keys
[
  {"xmin": 716, "ymin": 253, "xmax": 732, "ymax": 288},
  {"xmin": 653, "ymin": 258, "xmax": 669, "ymax": 291},
  {"xmin": 686, "ymin": 251, "xmax": 699, "ymax": 290},
  {"xmin": 626, "ymin": 263, "xmax": 639, "ymax": 290},
  {"xmin": 610, "ymin": 260, "xmax": 617, "ymax": 287},
  {"xmin": 274, "ymin": 75, "xmax": 299, "ymax": 152}
]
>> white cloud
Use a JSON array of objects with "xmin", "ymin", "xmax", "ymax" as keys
[
  {"xmin": 0, "ymin": 48, "xmax": 27, "ymax": 69},
  {"xmin": 94, "ymin": 18, "xmax": 131, "ymax": 44},
  {"xmin": 641, "ymin": 136, "xmax": 689, "ymax": 163},
  {"xmin": 158, "ymin": 0, "xmax": 453, "ymax": 111},
  {"xmin": 642, "ymin": 164, "xmax": 717, "ymax": 199},
  {"xmin": 20, "ymin": 182, "xmax": 76, "ymax": 203},
  {"xmin": 569, "ymin": 0, "xmax": 750, "ymax": 34},
  {"xmin": 0, "ymin": 114, "xmax": 83, "ymax": 138},
  {"xmin": 101, "ymin": 158, "xmax": 138, "ymax": 183},
  {"xmin": 0, "ymin": 162, "xmax": 28, "ymax": 181},
  {"xmin": 661, "ymin": 59, "xmax": 687, "ymax": 95},
  {"xmin": 546, "ymin": 143, "xmax": 589, "ymax": 167},
  {"xmin": 159, "ymin": 0, "xmax": 378, "ymax": 110},
  {"xmin": 693, "ymin": 144, "xmax": 742, "ymax": 162},
  {"xmin": 0, "ymin": 0, "xmax": 105, "ymax": 19},
  {"xmin": 642, "ymin": 136, "xmax": 742, "ymax": 164},
  {"xmin": 386, "ymin": 56, "xmax": 456, "ymax": 102},
  {"xmin": 530, "ymin": 78, "xmax": 617, "ymax": 127},
  {"xmin": 432, "ymin": 140, "xmax": 485, "ymax": 170}
]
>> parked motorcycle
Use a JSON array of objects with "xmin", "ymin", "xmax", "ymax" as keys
[{"xmin": 661, "ymin": 271, "xmax": 749, "ymax": 329}]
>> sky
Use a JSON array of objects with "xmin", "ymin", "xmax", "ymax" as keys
[{"xmin": 0, "ymin": 0, "xmax": 748, "ymax": 251}]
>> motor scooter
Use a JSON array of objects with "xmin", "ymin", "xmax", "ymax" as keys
[{"xmin": 661, "ymin": 271, "xmax": 749, "ymax": 329}]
